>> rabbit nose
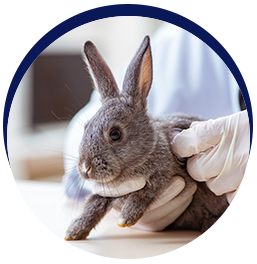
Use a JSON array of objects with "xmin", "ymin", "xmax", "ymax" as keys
[
  {"xmin": 86, "ymin": 166, "xmax": 93, "ymax": 177},
  {"xmin": 81, "ymin": 160, "xmax": 93, "ymax": 177}
]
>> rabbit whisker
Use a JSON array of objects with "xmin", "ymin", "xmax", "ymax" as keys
[
  {"xmin": 51, "ymin": 110, "xmax": 70, "ymax": 126},
  {"xmin": 65, "ymin": 84, "xmax": 83, "ymax": 108},
  {"xmin": 49, "ymin": 171, "xmax": 81, "ymax": 214},
  {"xmin": 107, "ymin": 177, "xmax": 123, "ymax": 197},
  {"xmin": 65, "ymin": 84, "xmax": 89, "ymax": 122},
  {"xmin": 100, "ymin": 174, "xmax": 107, "ymax": 197}
]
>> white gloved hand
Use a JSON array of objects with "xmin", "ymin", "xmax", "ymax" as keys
[
  {"xmin": 172, "ymin": 110, "xmax": 250, "ymax": 203},
  {"xmin": 93, "ymin": 176, "xmax": 197, "ymax": 231}
]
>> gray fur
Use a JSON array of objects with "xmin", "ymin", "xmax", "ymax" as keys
[{"xmin": 65, "ymin": 36, "xmax": 228, "ymax": 241}]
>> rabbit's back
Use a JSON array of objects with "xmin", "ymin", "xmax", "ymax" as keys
[
  {"xmin": 153, "ymin": 112, "xmax": 229, "ymax": 232},
  {"xmin": 153, "ymin": 112, "xmax": 205, "ymax": 131}
]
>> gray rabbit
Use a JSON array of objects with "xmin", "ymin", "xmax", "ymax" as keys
[{"xmin": 65, "ymin": 36, "xmax": 229, "ymax": 240}]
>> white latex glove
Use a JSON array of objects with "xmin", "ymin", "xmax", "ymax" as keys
[
  {"xmin": 172, "ymin": 110, "xmax": 250, "ymax": 203},
  {"xmin": 92, "ymin": 176, "xmax": 197, "ymax": 231}
]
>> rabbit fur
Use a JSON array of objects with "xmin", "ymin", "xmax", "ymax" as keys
[{"xmin": 65, "ymin": 36, "xmax": 229, "ymax": 240}]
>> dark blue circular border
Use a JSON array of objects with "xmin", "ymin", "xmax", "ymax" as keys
[{"xmin": 1, "ymin": 4, "xmax": 257, "ymax": 248}]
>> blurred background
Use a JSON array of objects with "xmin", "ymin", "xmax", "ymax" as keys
[{"xmin": 7, "ymin": 17, "xmax": 164, "ymax": 182}]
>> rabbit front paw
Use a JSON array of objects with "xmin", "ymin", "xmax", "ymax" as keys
[
  {"xmin": 117, "ymin": 194, "xmax": 148, "ymax": 228},
  {"xmin": 65, "ymin": 218, "xmax": 91, "ymax": 241},
  {"xmin": 117, "ymin": 216, "xmax": 139, "ymax": 228}
]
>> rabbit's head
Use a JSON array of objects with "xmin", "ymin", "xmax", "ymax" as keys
[{"xmin": 78, "ymin": 36, "xmax": 155, "ymax": 183}]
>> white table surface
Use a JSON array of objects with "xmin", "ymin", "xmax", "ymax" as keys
[{"xmin": 16, "ymin": 180, "xmax": 200, "ymax": 259}]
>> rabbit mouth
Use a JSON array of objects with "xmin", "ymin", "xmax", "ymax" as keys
[
  {"xmin": 79, "ymin": 162, "xmax": 120, "ymax": 183},
  {"xmin": 92, "ymin": 175, "xmax": 117, "ymax": 184},
  {"xmin": 91, "ymin": 171, "xmax": 122, "ymax": 185}
]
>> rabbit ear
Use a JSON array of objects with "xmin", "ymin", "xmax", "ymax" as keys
[
  {"xmin": 122, "ymin": 36, "xmax": 153, "ymax": 108},
  {"xmin": 84, "ymin": 41, "xmax": 119, "ymax": 103}
]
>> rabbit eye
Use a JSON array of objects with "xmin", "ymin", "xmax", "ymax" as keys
[{"xmin": 110, "ymin": 129, "xmax": 121, "ymax": 142}]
